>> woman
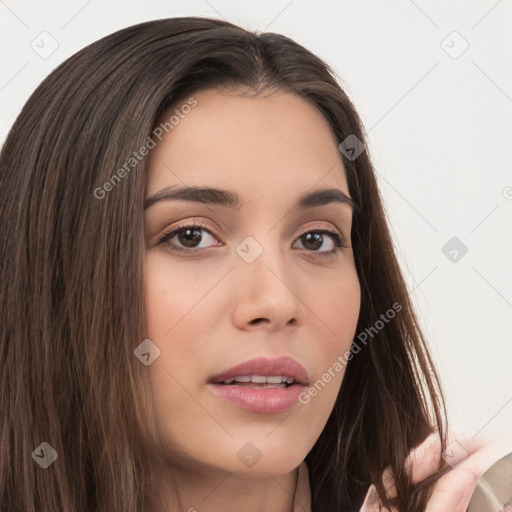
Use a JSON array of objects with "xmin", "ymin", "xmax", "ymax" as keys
[{"xmin": 0, "ymin": 16, "xmax": 509, "ymax": 512}]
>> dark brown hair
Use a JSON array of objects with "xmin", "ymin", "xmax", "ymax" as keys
[{"xmin": 0, "ymin": 16, "xmax": 448, "ymax": 511}]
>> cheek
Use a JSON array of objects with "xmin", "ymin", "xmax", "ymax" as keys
[
  {"xmin": 311, "ymin": 264, "xmax": 361, "ymax": 351},
  {"xmin": 145, "ymin": 255, "xmax": 200, "ymax": 338},
  {"xmin": 303, "ymin": 266, "xmax": 361, "ymax": 402},
  {"xmin": 143, "ymin": 255, "xmax": 205, "ymax": 418}
]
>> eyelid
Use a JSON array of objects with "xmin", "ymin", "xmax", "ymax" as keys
[
  {"xmin": 296, "ymin": 221, "xmax": 346, "ymax": 239},
  {"xmin": 297, "ymin": 216, "xmax": 349, "ymax": 238},
  {"xmin": 154, "ymin": 218, "xmax": 349, "ymax": 252},
  {"xmin": 153, "ymin": 218, "xmax": 219, "ymax": 246}
]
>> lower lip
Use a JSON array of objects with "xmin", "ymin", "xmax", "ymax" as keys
[{"xmin": 207, "ymin": 383, "xmax": 306, "ymax": 413}]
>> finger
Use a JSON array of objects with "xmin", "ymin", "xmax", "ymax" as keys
[
  {"xmin": 404, "ymin": 433, "xmax": 443, "ymax": 484},
  {"xmin": 367, "ymin": 433, "xmax": 456, "ymax": 507},
  {"xmin": 358, "ymin": 483, "xmax": 397, "ymax": 512},
  {"xmin": 361, "ymin": 428, "xmax": 485, "ymax": 511},
  {"xmin": 405, "ymin": 429, "xmax": 481, "ymax": 484},
  {"xmin": 423, "ymin": 434, "xmax": 492, "ymax": 512},
  {"xmin": 424, "ymin": 465, "xmax": 479, "ymax": 512}
]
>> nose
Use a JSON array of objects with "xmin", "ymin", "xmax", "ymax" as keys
[{"xmin": 230, "ymin": 240, "xmax": 306, "ymax": 332}]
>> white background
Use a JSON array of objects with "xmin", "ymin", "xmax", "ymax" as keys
[{"xmin": 1, "ymin": 0, "xmax": 511, "ymax": 454}]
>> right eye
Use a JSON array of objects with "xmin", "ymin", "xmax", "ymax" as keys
[{"xmin": 156, "ymin": 221, "xmax": 223, "ymax": 253}]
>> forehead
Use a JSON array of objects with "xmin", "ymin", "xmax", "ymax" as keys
[{"xmin": 146, "ymin": 89, "xmax": 349, "ymax": 198}]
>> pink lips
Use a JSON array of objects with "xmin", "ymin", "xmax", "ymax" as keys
[
  {"xmin": 208, "ymin": 356, "xmax": 309, "ymax": 385},
  {"xmin": 207, "ymin": 356, "xmax": 309, "ymax": 414}
]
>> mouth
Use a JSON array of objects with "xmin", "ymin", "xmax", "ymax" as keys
[
  {"xmin": 207, "ymin": 355, "xmax": 309, "ymax": 387},
  {"xmin": 213, "ymin": 374, "xmax": 299, "ymax": 389},
  {"xmin": 207, "ymin": 356, "xmax": 309, "ymax": 414}
]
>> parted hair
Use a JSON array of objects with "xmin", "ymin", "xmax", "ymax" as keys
[{"xmin": 0, "ymin": 16, "xmax": 447, "ymax": 512}]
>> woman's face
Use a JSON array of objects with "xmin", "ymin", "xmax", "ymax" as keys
[{"xmin": 144, "ymin": 88, "xmax": 361, "ymax": 477}]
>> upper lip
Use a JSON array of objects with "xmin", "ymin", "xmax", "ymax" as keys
[{"xmin": 208, "ymin": 356, "xmax": 309, "ymax": 385}]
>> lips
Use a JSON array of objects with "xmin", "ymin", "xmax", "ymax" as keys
[
  {"xmin": 208, "ymin": 356, "xmax": 309, "ymax": 386},
  {"xmin": 207, "ymin": 356, "xmax": 310, "ymax": 414}
]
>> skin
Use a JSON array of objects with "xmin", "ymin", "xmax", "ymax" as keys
[
  {"xmin": 361, "ymin": 431, "xmax": 509, "ymax": 512},
  {"xmin": 143, "ymin": 88, "xmax": 361, "ymax": 512}
]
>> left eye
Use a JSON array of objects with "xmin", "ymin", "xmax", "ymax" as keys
[
  {"xmin": 156, "ymin": 224, "xmax": 348, "ymax": 255},
  {"xmin": 293, "ymin": 230, "xmax": 345, "ymax": 252}
]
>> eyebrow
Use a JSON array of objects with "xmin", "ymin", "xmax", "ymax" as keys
[{"xmin": 144, "ymin": 185, "xmax": 356, "ymax": 212}]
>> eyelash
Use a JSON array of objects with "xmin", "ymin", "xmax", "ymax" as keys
[{"xmin": 155, "ymin": 220, "xmax": 350, "ymax": 257}]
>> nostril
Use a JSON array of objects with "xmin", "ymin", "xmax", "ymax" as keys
[{"xmin": 249, "ymin": 318, "xmax": 267, "ymax": 325}]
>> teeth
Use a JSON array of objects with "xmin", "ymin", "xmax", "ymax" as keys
[
  {"xmin": 266, "ymin": 376, "xmax": 284, "ymax": 384},
  {"xmin": 233, "ymin": 376, "xmax": 251, "ymax": 382},
  {"xmin": 221, "ymin": 375, "xmax": 296, "ymax": 385}
]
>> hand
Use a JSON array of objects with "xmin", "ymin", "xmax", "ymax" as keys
[{"xmin": 359, "ymin": 429, "xmax": 503, "ymax": 512}]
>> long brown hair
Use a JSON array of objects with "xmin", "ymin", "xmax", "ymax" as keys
[{"xmin": 0, "ymin": 16, "xmax": 448, "ymax": 511}]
